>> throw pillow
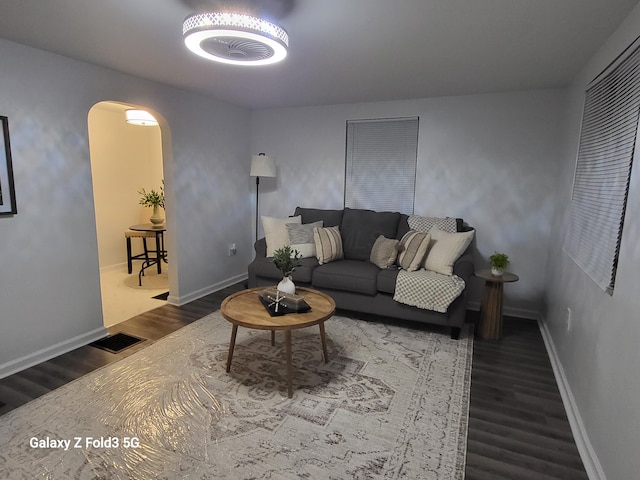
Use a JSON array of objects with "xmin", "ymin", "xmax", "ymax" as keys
[
  {"xmin": 397, "ymin": 230, "xmax": 431, "ymax": 272},
  {"xmin": 423, "ymin": 227, "xmax": 475, "ymax": 275},
  {"xmin": 313, "ymin": 226, "xmax": 344, "ymax": 265},
  {"xmin": 286, "ymin": 221, "xmax": 323, "ymax": 258},
  {"xmin": 370, "ymin": 235, "xmax": 400, "ymax": 269},
  {"xmin": 262, "ymin": 215, "xmax": 302, "ymax": 257}
]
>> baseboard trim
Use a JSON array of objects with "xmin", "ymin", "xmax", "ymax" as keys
[
  {"xmin": 0, "ymin": 326, "xmax": 108, "ymax": 380},
  {"xmin": 538, "ymin": 317, "xmax": 607, "ymax": 480},
  {"xmin": 168, "ymin": 273, "xmax": 248, "ymax": 306}
]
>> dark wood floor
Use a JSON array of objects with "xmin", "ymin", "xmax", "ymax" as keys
[{"xmin": 0, "ymin": 283, "xmax": 588, "ymax": 479}]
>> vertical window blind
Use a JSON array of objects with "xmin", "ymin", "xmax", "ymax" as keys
[
  {"xmin": 564, "ymin": 39, "xmax": 640, "ymax": 295},
  {"xmin": 345, "ymin": 117, "xmax": 419, "ymax": 214}
]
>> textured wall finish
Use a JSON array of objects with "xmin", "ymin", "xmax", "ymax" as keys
[
  {"xmin": 0, "ymin": 39, "xmax": 251, "ymax": 375},
  {"xmin": 250, "ymin": 92, "xmax": 567, "ymax": 316},
  {"xmin": 543, "ymin": 3, "xmax": 640, "ymax": 479}
]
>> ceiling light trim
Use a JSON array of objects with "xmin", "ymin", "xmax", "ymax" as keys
[
  {"xmin": 183, "ymin": 12, "xmax": 288, "ymax": 66},
  {"xmin": 125, "ymin": 109, "xmax": 158, "ymax": 126}
]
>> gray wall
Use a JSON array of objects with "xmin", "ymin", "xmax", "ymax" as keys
[
  {"xmin": 543, "ymin": 3, "xmax": 640, "ymax": 479},
  {"xmin": 0, "ymin": 39, "xmax": 252, "ymax": 375},
  {"xmin": 250, "ymin": 91, "xmax": 567, "ymax": 316}
]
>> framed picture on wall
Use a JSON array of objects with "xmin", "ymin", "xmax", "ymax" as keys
[{"xmin": 0, "ymin": 116, "xmax": 17, "ymax": 216}]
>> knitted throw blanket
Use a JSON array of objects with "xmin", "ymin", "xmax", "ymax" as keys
[{"xmin": 394, "ymin": 269, "xmax": 465, "ymax": 313}]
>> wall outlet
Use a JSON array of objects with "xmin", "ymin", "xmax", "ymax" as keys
[
  {"xmin": 566, "ymin": 307, "xmax": 572, "ymax": 332},
  {"xmin": 228, "ymin": 243, "xmax": 237, "ymax": 256}
]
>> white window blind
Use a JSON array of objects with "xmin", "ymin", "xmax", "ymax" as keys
[
  {"xmin": 564, "ymin": 39, "xmax": 640, "ymax": 295},
  {"xmin": 345, "ymin": 117, "xmax": 418, "ymax": 214}
]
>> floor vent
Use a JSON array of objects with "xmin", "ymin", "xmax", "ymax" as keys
[{"xmin": 90, "ymin": 333, "xmax": 144, "ymax": 354}]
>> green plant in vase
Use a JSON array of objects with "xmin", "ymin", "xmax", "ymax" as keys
[
  {"xmin": 138, "ymin": 180, "xmax": 165, "ymax": 226},
  {"xmin": 489, "ymin": 252, "xmax": 510, "ymax": 276},
  {"xmin": 272, "ymin": 245, "xmax": 302, "ymax": 294}
]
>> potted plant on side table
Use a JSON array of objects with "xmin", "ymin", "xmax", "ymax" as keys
[
  {"xmin": 489, "ymin": 252, "xmax": 510, "ymax": 277},
  {"xmin": 272, "ymin": 245, "xmax": 302, "ymax": 294},
  {"xmin": 138, "ymin": 181, "xmax": 165, "ymax": 226}
]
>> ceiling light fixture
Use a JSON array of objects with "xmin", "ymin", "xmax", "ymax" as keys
[
  {"xmin": 125, "ymin": 109, "xmax": 158, "ymax": 126},
  {"xmin": 183, "ymin": 12, "xmax": 288, "ymax": 66}
]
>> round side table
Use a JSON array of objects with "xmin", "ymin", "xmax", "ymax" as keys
[{"xmin": 475, "ymin": 269, "xmax": 519, "ymax": 340}]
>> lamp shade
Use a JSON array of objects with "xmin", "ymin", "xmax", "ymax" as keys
[{"xmin": 250, "ymin": 154, "xmax": 276, "ymax": 178}]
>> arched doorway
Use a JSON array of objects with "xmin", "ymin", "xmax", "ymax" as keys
[{"xmin": 88, "ymin": 101, "xmax": 168, "ymax": 327}]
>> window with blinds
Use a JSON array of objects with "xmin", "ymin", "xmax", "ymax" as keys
[
  {"xmin": 345, "ymin": 117, "xmax": 418, "ymax": 214},
  {"xmin": 564, "ymin": 38, "xmax": 640, "ymax": 295}
]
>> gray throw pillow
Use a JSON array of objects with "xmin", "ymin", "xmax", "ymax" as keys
[{"xmin": 286, "ymin": 221, "xmax": 323, "ymax": 258}]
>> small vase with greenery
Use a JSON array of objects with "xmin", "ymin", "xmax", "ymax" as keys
[
  {"xmin": 489, "ymin": 252, "xmax": 510, "ymax": 276},
  {"xmin": 138, "ymin": 181, "xmax": 165, "ymax": 225},
  {"xmin": 272, "ymin": 245, "xmax": 302, "ymax": 294}
]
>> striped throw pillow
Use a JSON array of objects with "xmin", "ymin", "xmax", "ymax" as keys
[
  {"xmin": 397, "ymin": 230, "xmax": 431, "ymax": 272},
  {"xmin": 313, "ymin": 226, "xmax": 344, "ymax": 265}
]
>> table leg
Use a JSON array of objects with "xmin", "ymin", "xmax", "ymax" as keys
[
  {"xmin": 479, "ymin": 281, "xmax": 504, "ymax": 340},
  {"xmin": 319, "ymin": 322, "xmax": 329, "ymax": 363},
  {"xmin": 226, "ymin": 324, "xmax": 238, "ymax": 372},
  {"xmin": 285, "ymin": 329, "xmax": 293, "ymax": 398},
  {"xmin": 155, "ymin": 232, "xmax": 162, "ymax": 274}
]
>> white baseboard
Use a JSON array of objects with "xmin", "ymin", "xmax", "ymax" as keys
[
  {"xmin": 0, "ymin": 326, "xmax": 108, "ymax": 380},
  {"xmin": 538, "ymin": 317, "xmax": 607, "ymax": 480},
  {"xmin": 168, "ymin": 273, "xmax": 247, "ymax": 306}
]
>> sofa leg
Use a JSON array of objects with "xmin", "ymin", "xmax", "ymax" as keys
[{"xmin": 450, "ymin": 327, "xmax": 461, "ymax": 340}]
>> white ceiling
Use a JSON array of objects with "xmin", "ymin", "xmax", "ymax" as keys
[{"xmin": 0, "ymin": 0, "xmax": 638, "ymax": 109}]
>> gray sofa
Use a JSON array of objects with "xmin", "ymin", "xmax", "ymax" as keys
[{"xmin": 247, "ymin": 207, "xmax": 474, "ymax": 339}]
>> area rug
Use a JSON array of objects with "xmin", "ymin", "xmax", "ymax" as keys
[{"xmin": 0, "ymin": 311, "xmax": 472, "ymax": 479}]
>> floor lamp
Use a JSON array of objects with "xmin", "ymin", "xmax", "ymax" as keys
[{"xmin": 250, "ymin": 153, "xmax": 277, "ymax": 244}]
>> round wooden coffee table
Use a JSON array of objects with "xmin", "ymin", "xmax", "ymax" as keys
[{"xmin": 220, "ymin": 287, "xmax": 336, "ymax": 398}]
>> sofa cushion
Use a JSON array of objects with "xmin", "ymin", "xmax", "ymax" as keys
[
  {"xmin": 252, "ymin": 255, "xmax": 318, "ymax": 284},
  {"xmin": 340, "ymin": 208, "xmax": 401, "ymax": 261},
  {"xmin": 312, "ymin": 260, "xmax": 379, "ymax": 296},
  {"xmin": 294, "ymin": 207, "xmax": 344, "ymax": 227},
  {"xmin": 262, "ymin": 215, "xmax": 301, "ymax": 257},
  {"xmin": 397, "ymin": 230, "xmax": 431, "ymax": 271},
  {"xmin": 396, "ymin": 214, "xmax": 411, "ymax": 240},
  {"xmin": 377, "ymin": 267, "xmax": 400, "ymax": 294},
  {"xmin": 313, "ymin": 226, "xmax": 344, "ymax": 265},
  {"xmin": 369, "ymin": 235, "xmax": 400, "ymax": 269},
  {"xmin": 287, "ymin": 221, "xmax": 323, "ymax": 258},
  {"xmin": 423, "ymin": 227, "xmax": 475, "ymax": 275}
]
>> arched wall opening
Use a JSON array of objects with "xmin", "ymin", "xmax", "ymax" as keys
[{"xmin": 88, "ymin": 101, "xmax": 172, "ymax": 327}]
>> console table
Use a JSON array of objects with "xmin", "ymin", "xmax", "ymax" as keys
[{"xmin": 475, "ymin": 269, "xmax": 519, "ymax": 340}]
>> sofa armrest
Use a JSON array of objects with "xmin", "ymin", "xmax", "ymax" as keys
[
  {"xmin": 254, "ymin": 237, "xmax": 267, "ymax": 257},
  {"xmin": 452, "ymin": 252, "xmax": 474, "ymax": 282}
]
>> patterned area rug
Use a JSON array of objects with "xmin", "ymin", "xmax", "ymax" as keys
[{"xmin": 0, "ymin": 311, "xmax": 472, "ymax": 479}]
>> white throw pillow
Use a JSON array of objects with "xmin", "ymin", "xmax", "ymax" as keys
[
  {"xmin": 423, "ymin": 227, "xmax": 474, "ymax": 275},
  {"xmin": 262, "ymin": 215, "xmax": 302, "ymax": 257}
]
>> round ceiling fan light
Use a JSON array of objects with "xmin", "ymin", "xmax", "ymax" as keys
[{"xmin": 183, "ymin": 12, "xmax": 288, "ymax": 66}]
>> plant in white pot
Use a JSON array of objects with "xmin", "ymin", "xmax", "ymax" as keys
[
  {"xmin": 138, "ymin": 181, "xmax": 165, "ymax": 225},
  {"xmin": 489, "ymin": 252, "xmax": 510, "ymax": 276},
  {"xmin": 272, "ymin": 245, "xmax": 302, "ymax": 294}
]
